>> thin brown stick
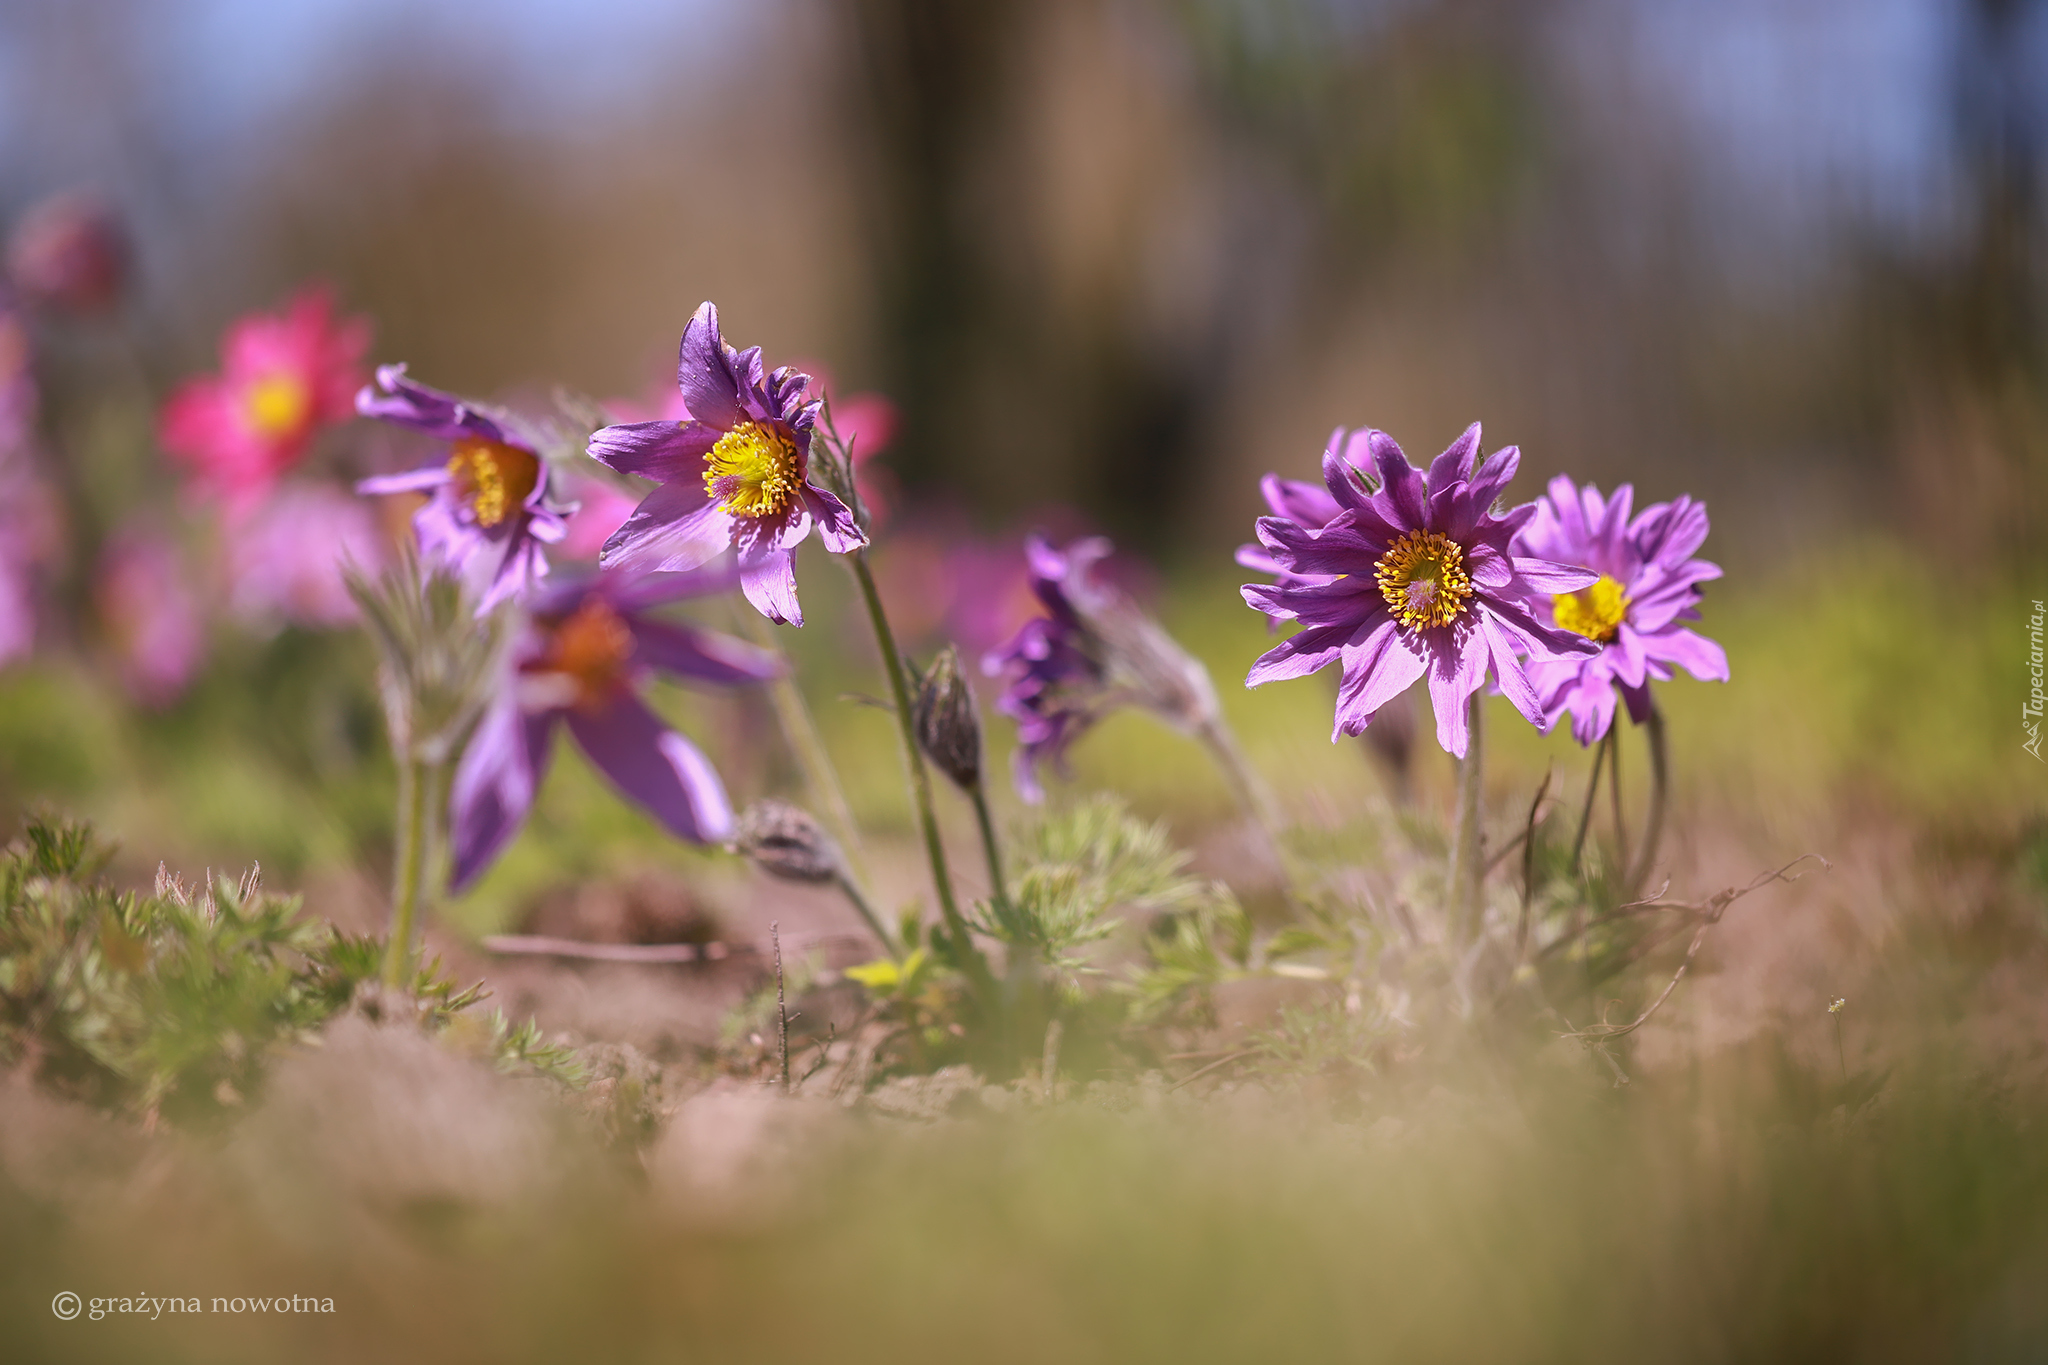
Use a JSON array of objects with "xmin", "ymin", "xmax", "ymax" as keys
[
  {"xmin": 773, "ymin": 921, "xmax": 789, "ymax": 1093},
  {"xmin": 1558, "ymin": 855, "xmax": 1829, "ymax": 1042},
  {"xmin": 1168, "ymin": 1049, "xmax": 1258, "ymax": 1092},
  {"xmin": 478, "ymin": 931, "xmax": 866, "ymax": 964}
]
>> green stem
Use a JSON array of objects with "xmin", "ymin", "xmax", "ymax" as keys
[
  {"xmin": 848, "ymin": 549, "xmax": 989, "ymax": 991},
  {"xmin": 1196, "ymin": 715, "xmax": 1287, "ymax": 870},
  {"xmin": 1447, "ymin": 692, "xmax": 1485, "ymax": 942},
  {"xmin": 1569, "ymin": 728, "xmax": 1611, "ymax": 877},
  {"xmin": 735, "ymin": 604, "xmax": 868, "ymax": 881},
  {"xmin": 382, "ymin": 756, "xmax": 429, "ymax": 988},
  {"xmin": 969, "ymin": 782, "xmax": 1010, "ymax": 914},
  {"xmin": 1607, "ymin": 715, "xmax": 1629, "ymax": 880},
  {"xmin": 833, "ymin": 870, "xmax": 899, "ymax": 958},
  {"xmin": 1625, "ymin": 705, "xmax": 1669, "ymax": 899}
]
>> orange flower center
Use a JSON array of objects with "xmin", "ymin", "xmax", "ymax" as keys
[
  {"xmin": 446, "ymin": 436, "xmax": 540, "ymax": 528},
  {"xmin": 530, "ymin": 596, "xmax": 636, "ymax": 711}
]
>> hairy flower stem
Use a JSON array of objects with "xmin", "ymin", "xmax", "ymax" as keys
[
  {"xmin": 734, "ymin": 605, "xmax": 868, "ymax": 881},
  {"xmin": 1570, "ymin": 729, "xmax": 1612, "ymax": 876},
  {"xmin": 381, "ymin": 756, "xmax": 435, "ymax": 988},
  {"xmin": 1447, "ymin": 693, "xmax": 1486, "ymax": 941},
  {"xmin": 833, "ymin": 871, "xmax": 898, "ymax": 958},
  {"xmin": 848, "ymin": 549, "xmax": 991, "ymax": 994},
  {"xmin": 1607, "ymin": 719, "xmax": 1629, "ymax": 878},
  {"xmin": 969, "ymin": 783, "xmax": 1010, "ymax": 914},
  {"xmin": 1625, "ymin": 705, "xmax": 1669, "ymax": 898},
  {"xmin": 1195, "ymin": 716, "xmax": 1287, "ymax": 872}
]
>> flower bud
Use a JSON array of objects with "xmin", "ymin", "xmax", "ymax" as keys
[
  {"xmin": 731, "ymin": 800, "xmax": 843, "ymax": 884},
  {"xmin": 913, "ymin": 645, "xmax": 981, "ymax": 791},
  {"xmin": 6, "ymin": 192, "xmax": 127, "ymax": 315}
]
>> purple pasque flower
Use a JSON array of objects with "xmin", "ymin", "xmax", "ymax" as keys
[
  {"xmin": 984, "ymin": 535, "xmax": 1217, "ymax": 802},
  {"xmin": 356, "ymin": 365, "xmax": 568, "ymax": 614},
  {"xmin": 982, "ymin": 537, "xmax": 1112, "ymax": 802},
  {"xmin": 585, "ymin": 302, "xmax": 866, "ymax": 627},
  {"xmin": 1242, "ymin": 423, "xmax": 1601, "ymax": 757},
  {"xmin": 448, "ymin": 568, "xmax": 781, "ymax": 891},
  {"xmin": 1511, "ymin": 476, "xmax": 1728, "ymax": 745}
]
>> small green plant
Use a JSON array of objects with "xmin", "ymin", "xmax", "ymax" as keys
[{"xmin": 0, "ymin": 815, "xmax": 586, "ymax": 1126}]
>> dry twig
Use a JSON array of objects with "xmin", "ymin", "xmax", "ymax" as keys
[{"xmin": 1558, "ymin": 855, "xmax": 1829, "ymax": 1043}]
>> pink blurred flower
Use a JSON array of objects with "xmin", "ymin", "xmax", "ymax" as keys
[
  {"xmin": 96, "ymin": 529, "xmax": 205, "ymax": 707},
  {"xmin": 0, "ymin": 448, "xmax": 60, "ymax": 667},
  {"xmin": 6, "ymin": 191, "xmax": 128, "ymax": 315},
  {"xmin": 0, "ymin": 303, "xmax": 36, "ymax": 453},
  {"xmin": 159, "ymin": 286, "xmax": 369, "ymax": 511},
  {"xmin": 226, "ymin": 483, "xmax": 386, "ymax": 629},
  {"xmin": 558, "ymin": 477, "xmax": 643, "ymax": 561}
]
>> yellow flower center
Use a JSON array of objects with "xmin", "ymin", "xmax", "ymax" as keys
[
  {"xmin": 703, "ymin": 419, "xmax": 801, "ymax": 518},
  {"xmin": 245, "ymin": 373, "xmax": 311, "ymax": 439},
  {"xmin": 1553, "ymin": 574, "xmax": 1630, "ymax": 642},
  {"xmin": 532, "ymin": 596, "xmax": 636, "ymax": 711},
  {"xmin": 446, "ymin": 436, "xmax": 540, "ymax": 528},
  {"xmin": 1375, "ymin": 530, "xmax": 1475, "ymax": 630}
]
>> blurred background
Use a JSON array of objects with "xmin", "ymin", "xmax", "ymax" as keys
[{"xmin": 0, "ymin": 0, "xmax": 2042, "ymax": 926}]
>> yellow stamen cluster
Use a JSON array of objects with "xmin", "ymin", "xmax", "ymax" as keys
[
  {"xmin": 446, "ymin": 436, "xmax": 541, "ymax": 529},
  {"xmin": 1375, "ymin": 530, "xmax": 1475, "ymax": 631},
  {"xmin": 703, "ymin": 419, "xmax": 801, "ymax": 518},
  {"xmin": 537, "ymin": 596, "xmax": 636, "ymax": 711},
  {"xmin": 245, "ymin": 373, "xmax": 312, "ymax": 439},
  {"xmin": 1553, "ymin": 574, "xmax": 1629, "ymax": 642}
]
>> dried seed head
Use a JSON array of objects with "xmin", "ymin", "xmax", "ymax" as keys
[
  {"xmin": 731, "ymin": 800, "xmax": 843, "ymax": 884},
  {"xmin": 913, "ymin": 645, "xmax": 982, "ymax": 791}
]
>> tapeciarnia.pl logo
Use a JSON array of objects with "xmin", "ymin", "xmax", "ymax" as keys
[{"xmin": 2026, "ymin": 599, "xmax": 2044, "ymax": 762}]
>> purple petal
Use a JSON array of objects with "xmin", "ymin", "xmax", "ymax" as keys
[
  {"xmin": 1332, "ymin": 618, "xmax": 1427, "ymax": 740},
  {"xmin": 676, "ymin": 302, "xmax": 742, "ymax": 431},
  {"xmin": 629, "ymin": 617, "xmax": 783, "ymax": 685},
  {"xmin": 1426, "ymin": 423, "xmax": 1482, "ymax": 493},
  {"xmin": 449, "ymin": 698, "xmax": 557, "ymax": 892},
  {"xmin": 1510, "ymin": 556, "xmax": 1601, "ymax": 593},
  {"xmin": 601, "ymin": 482, "xmax": 734, "ymax": 575},
  {"xmin": 358, "ymin": 467, "xmax": 452, "ymax": 496},
  {"xmin": 1371, "ymin": 433, "xmax": 1428, "ymax": 529},
  {"xmin": 474, "ymin": 525, "xmax": 552, "ymax": 614},
  {"xmin": 589, "ymin": 420, "xmax": 716, "ymax": 482},
  {"xmin": 801, "ymin": 485, "xmax": 867, "ymax": 554},
  {"xmin": 1467, "ymin": 545, "xmax": 1513, "ymax": 589},
  {"xmin": 1320, "ymin": 437, "xmax": 1377, "ymax": 516},
  {"xmin": 566, "ymin": 691, "xmax": 734, "ymax": 844},
  {"xmin": 1481, "ymin": 613, "xmax": 1546, "ymax": 727},
  {"xmin": 1425, "ymin": 626, "xmax": 1487, "ymax": 757},
  {"xmin": 1568, "ymin": 668, "xmax": 1620, "ymax": 745},
  {"xmin": 1247, "ymin": 621, "xmax": 1352, "ymax": 686},
  {"xmin": 1641, "ymin": 624, "xmax": 1728, "ymax": 682},
  {"xmin": 1262, "ymin": 471, "xmax": 1344, "ymax": 528},
  {"xmin": 735, "ymin": 529, "xmax": 802, "ymax": 625},
  {"xmin": 1255, "ymin": 514, "xmax": 1381, "ymax": 578}
]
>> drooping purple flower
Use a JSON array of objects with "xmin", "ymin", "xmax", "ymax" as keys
[
  {"xmin": 1242, "ymin": 424, "xmax": 1601, "ymax": 757},
  {"xmin": 984, "ymin": 535, "xmax": 1217, "ymax": 801},
  {"xmin": 356, "ymin": 365, "xmax": 567, "ymax": 614},
  {"xmin": 1510, "ymin": 476, "xmax": 1729, "ymax": 745},
  {"xmin": 448, "ymin": 568, "xmax": 781, "ymax": 891},
  {"xmin": 586, "ymin": 302, "xmax": 866, "ymax": 626}
]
